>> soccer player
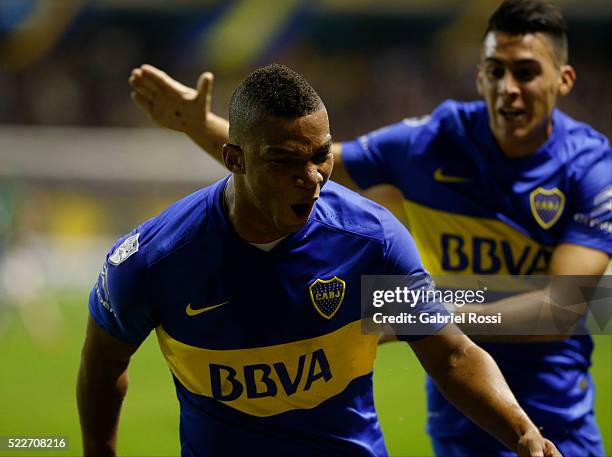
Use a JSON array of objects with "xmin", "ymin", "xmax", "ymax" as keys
[
  {"xmin": 78, "ymin": 64, "xmax": 562, "ymax": 457},
  {"xmin": 128, "ymin": 1, "xmax": 611, "ymax": 456}
]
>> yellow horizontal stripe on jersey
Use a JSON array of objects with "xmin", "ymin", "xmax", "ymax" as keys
[
  {"xmin": 402, "ymin": 200, "xmax": 552, "ymax": 278},
  {"xmin": 156, "ymin": 320, "xmax": 378, "ymax": 417}
]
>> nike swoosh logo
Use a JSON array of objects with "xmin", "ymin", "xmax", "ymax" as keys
[
  {"xmin": 186, "ymin": 301, "xmax": 229, "ymax": 316},
  {"xmin": 433, "ymin": 168, "xmax": 469, "ymax": 183}
]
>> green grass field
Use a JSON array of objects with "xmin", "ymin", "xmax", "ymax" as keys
[{"xmin": 0, "ymin": 291, "xmax": 610, "ymax": 456}]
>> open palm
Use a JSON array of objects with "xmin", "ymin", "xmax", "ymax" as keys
[{"xmin": 129, "ymin": 64, "xmax": 212, "ymax": 133}]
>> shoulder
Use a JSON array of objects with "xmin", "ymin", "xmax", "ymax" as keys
[
  {"xmin": 428, "ymin": 99, "xmax": 486, "ymax": 134},
  {"xmin": 349, "ymin": 100, "xmax": 484, "ymax": 154},
  {"xmin": 395, "ymin": 100, "xmax": 486, "ymax": 148},
  {"xmin": 312, "ymin": 182, "xmax": 424, "ymax": 275},
  {"xmin": 106, "ymin": 179, "xmax": 224, "ymax": 273},
  {"xmin": 311, "ymin": 181, "xmax": 405, "ymax": 244},
  {"xmin": 554, "ymin": 110, "xmax": 611, "ymax": 170}
]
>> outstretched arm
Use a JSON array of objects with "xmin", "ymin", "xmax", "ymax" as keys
[
  {"xmin": 454, "ymin": 243, "xmax": 609, "ymax": 342},
  {"xmin": 409, "ymin": 329, "xmax": 561, "ymax": 457},
  {"xmin": 128, "ymin": 65, "xmax": 361, "ymax": 189},
  {"xmin": 77, "ymin": 315, "xmax": 140, "ymax": 457}
]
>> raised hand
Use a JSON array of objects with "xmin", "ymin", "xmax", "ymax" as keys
[{"xmin": 129, "ymin": 64, "xmax": 213, "ymax": 134}]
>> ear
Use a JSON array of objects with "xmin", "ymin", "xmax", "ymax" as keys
[
  {"xmin": 557, "ymin": 64, "xmax": 576, "ymax": 97},
  {"xmin": 222, "ymin": 143, "xmax": 246, "ymax": 174},
  {"xmin": 475, "ymin": 65, "xmax": 484, "ymax": 96}
]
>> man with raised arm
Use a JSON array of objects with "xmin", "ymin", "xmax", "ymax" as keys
[
  {"xmin": 79, "ymin": 64, "xmax": 562, "ymax": 457},
  {"xmin": 129, "ymin": 1, "xmax": 611, "ymax": 456}
]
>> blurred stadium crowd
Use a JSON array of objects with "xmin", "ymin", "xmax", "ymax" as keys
[{"xmin": 0, "ymin": 0, "xmax": 610, "ymax": 137}]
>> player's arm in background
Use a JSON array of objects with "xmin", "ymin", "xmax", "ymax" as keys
[
  {"xmin": 77, "ymin": 233, "xmax": 158, "ymax": 456},
  {"xmin": 454, "ymin": 244, "xmax": 609, "ymax": 342},
  {"xmin": 383, "ymin": 212, "xmax": 561, "ymax": 457},
  {"xmin": 128, "ymin": 65, "xmax": 361, "ymax": 192}
]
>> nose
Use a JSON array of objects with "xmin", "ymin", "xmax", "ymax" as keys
[
  {"xmin": 499, "ymin": 71, "xmax": 520, "ymax": 98},
  {"xmin": 295, "ymin": 164, "xmax": 323, "ymax": 189}
]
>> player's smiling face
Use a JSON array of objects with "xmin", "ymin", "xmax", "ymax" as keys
[
  {"xmin": 476, "ymin": 31, "xmax": 575, "ymax": 157},
  {"xmin": 243, "ymin": 109, "xmax": 333, "ymax": 236}
]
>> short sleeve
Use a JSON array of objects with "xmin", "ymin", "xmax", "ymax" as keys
[
  {"xmin": 561, "ymin": 149, "xmax": 612, "ymax": 255},
  {"xmin": 88, "ymin": 232, "xmax": 159, "ymax": 344},
  {"xmin": 341, "ymin": 116, "xmax": 429, "ymax": 190},
  {"xmin": 380, "ymin": 211, "xmax": 450, "ymax": 341}
]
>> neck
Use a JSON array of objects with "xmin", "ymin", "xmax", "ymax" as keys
[
  {"xmin": 496, "ymin": 116, "xmax": 553, "ymax": 158},
  {"xmin": 224, "ymin": 176, "xmax": 288, "ymax": 243}
]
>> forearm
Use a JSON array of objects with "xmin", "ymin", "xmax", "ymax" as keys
[
  {"xmin": 457, "ymin": 290, "xmax": 553, "ymax": 342},
  {"xmin": 186, "ymin": 112, "xmax": 229, "ymax": 165},
  {"xmin": 425, "ymin": 339, "xmax": 538, "ymax": 451},
  {"xmin": 455, "ymin": 286, "xmax": 587, "ymax": 342},
  {"xmin": 461, "ymin": 244, "xmax": 609, "ymax": 343},
  {"xmin": 77, "ymin": 356, "xmax": 130, "ymax": 457}
]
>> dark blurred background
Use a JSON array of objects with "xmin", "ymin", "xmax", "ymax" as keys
[{"xmin": 1, "ymin": 0, "xmax": 610, "ymax": 135}]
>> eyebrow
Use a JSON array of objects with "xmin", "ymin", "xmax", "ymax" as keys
[
  {"xmin": 264, "ymin": 147, "xmax": 295, "ymax": 156},
  {"xmin": 316, "ymin": 139, "xmax": 333, "ymax": 153},
  {"xmin": 484, "ymin": 57, "xmax": 541, "ymax": 66},
  {"xmin": 264, "ymin": 139, "xmax": 333, "ymax": 157}
]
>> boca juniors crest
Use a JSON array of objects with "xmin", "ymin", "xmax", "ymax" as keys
[
  {"xmin": 529, "ymin": 187, "xmax": 565, "ymax": 229},
  {"xmin": 309, "ymin": 276, "xmax": 346, "ymax": 319}
]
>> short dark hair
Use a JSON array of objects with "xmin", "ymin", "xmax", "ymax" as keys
[
  {"xmin": 228, "ymin": 63, "xmax": 324, "ymax": 144},
  {"xmin": 486, "ymin": 0, "xmax": 568, "ymax": 63}
]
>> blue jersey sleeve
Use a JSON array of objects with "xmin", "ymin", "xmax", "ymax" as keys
[
  {"xmin": 380, "ymin": 211, "xmax": 450, "ymax": 341},
  {"xmin": 88, "ymin": 231, "xmax": 159, "ymax": 344},
  {"xmin": 561, "ymin": 148, "xmax": 612, "ymax": 255},
  {"xmin": 341, "ymin": 117, "xmax": 428, "ymax": 190}
]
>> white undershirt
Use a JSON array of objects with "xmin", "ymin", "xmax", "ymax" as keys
[{"xmin": 249, "ymin": 236, "xmax": 288, "ymax": 252}]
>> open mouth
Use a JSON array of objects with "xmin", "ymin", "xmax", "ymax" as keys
[
  {"xmin": 499, "ymin": 108, "xmax": 526, "ymax": 121},
  {"xmin": 291, "ymin": 203, "xmax": 312, "ymax": 217}
]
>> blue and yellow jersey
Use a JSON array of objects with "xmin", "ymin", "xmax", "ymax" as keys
[
  {"xmin": 342, "ymin": 100, "xmax": 612, "ymax": 436},
  {"xmin": 89, "ymin": 178, "xmax": 446, "ymax": 456}
]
